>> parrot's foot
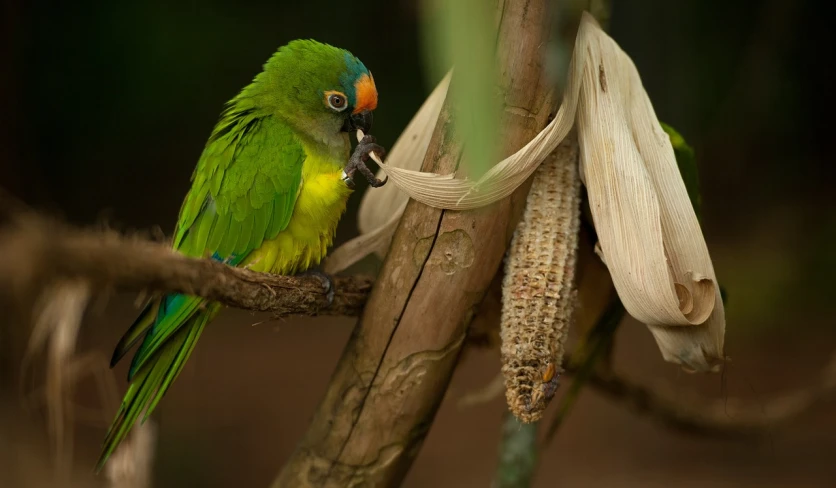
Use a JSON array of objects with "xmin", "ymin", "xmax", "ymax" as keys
[
  {"xmin": 298, "ymin": 269, "xmax": 335, "ymax": 306},
  {"xmin": 343, "ymin": 134, "xmax": 387, "ymax": 189}
]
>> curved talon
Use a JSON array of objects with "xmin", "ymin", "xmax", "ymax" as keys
[
  {"xmin": 355, "ymin": 158, "xmax": 379, "ymax": 184},
  {"xmin": 344, "ymin": 135, "xmax": 388, "ymax": 189},
  {"xmin": 370, "ymin": 175, "xmax": 388, "ymax": 188}
]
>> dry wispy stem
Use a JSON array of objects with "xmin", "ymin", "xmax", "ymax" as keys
[
  {"xmin": 458, "ymin": 373, "xmax": 506, "ymax": 409},
  {"xmin": 0, "ymin": 212, "xmax": 372, "ymax": 318},
  {"xmin": 25, "ymin": 280, "xmax": 91, "ymax": 478},
  {"xmin": 105, "ymin": 420, "xmax": 157, "ymax": 488}
]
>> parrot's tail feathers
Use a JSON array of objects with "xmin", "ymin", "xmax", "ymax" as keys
[
  {"xmin": 127, "ymin": 294, "xmax": 203, "ymax": 381},
  {"xmin": 96, "ymin": 309, "xmax": 212, "ymax": 473},
  {"xmin": 144, "ymin": 310, "xmax": 211, "ymax": 418},
  {"xmin": 110, "ymin": 299, "xmax": 161, "ymax": 368}
]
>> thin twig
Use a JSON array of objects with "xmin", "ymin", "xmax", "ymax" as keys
[
  {"xmin": 572, "ymin": 354, "xmax": 836, "ymax": 438},
  {"xmin": 459, "ymin": 349, "xmax": 836, "ymax": 441}
]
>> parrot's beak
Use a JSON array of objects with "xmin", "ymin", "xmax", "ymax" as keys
[{"xmin": 342, "ymin": 110, "xmax": 373, "ymax": 133}]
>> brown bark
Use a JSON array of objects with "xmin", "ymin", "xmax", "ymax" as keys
[
  {"xmin": 0, "ymin": 213, "xmax": 372, "ymax": 318},
  {"xmin": 273, "ymin": 1, "xmax": 557, "ymax": 486}
]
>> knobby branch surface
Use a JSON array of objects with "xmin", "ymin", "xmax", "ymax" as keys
[
  {"xmin": 274, "ymin": 1, "xmax": 557, "ymax": 486},
  {"xmin": 0, "ymin": 213, "xmax": 372, "ymax": 318}
]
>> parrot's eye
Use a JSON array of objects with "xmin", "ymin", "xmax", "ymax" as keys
[{"xmin": 325, "ymin": 92, "xmax": 348, "ymax": 112}]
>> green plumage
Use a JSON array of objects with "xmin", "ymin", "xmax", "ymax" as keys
[{"xmin": 97, "ymin": 39, "xmax": 375, "ymax": 471}]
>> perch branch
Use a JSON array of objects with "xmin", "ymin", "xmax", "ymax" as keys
[
  {"xmin": 0, "ymin": 212, "xmax": 372, "ymax": 317},
  {"xmin": 4, "ymin": 208, "xmax": 834, "ymax": 447}
]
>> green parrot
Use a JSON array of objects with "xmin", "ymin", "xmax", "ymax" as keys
[{"xmin": 96, "ymin": 39, "xmax": 386, "ymax": 470}]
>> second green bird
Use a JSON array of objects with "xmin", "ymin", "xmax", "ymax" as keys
[{"xmin": 97, "ymin": 39, "xmax": 386, "ymax": 470}]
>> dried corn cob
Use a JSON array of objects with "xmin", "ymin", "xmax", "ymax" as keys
[{"xmin": 500, "ymin": 136, "xmax": 582, "ymax": 423}]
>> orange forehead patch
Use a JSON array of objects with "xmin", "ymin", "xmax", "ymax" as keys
[{"xmin": 353, "ymin": 73, "xmax": 378, "ymax": 114}]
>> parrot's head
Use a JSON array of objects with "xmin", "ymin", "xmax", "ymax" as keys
[{"xmin": 253, "ymin": 39, "xmax": 378, "ymax": 146}]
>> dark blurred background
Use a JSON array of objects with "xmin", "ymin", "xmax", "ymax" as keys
[{"xmin": 2, "ymin": 0, "xmax": 836, "ymax": 487}]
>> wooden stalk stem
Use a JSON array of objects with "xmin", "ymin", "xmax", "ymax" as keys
[{"xmin": 273, "ymin": 0, "xmax": 557, "ymax": 486}]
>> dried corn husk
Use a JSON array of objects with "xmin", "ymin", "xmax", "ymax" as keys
[
  {"xmin": 500, "ymin": 138, "xmax": 581, "ymax": 422},
  {"xmin": 328, "ymin": 12, "xmax": 726, "ymax": 372},
  {"xmin": 576, "ymin": 24, "xmax": 725, "ymax": 371}
]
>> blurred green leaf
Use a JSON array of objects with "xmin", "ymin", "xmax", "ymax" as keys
[
  {"xmin": 419, "ymin": 0, "xmax": 501, "ymax": 178},
  {"xmin": 660, "ymin": 122, "xmax": 702, "ymax": 220}
]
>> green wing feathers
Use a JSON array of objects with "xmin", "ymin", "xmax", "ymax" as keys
[
  {"xmin": 97, "ymin": 108, "xmax": 306, "ymax": 470},
  {"xmin": 173, "ymin": 108, "xmax": 304, "ymax": 255}
]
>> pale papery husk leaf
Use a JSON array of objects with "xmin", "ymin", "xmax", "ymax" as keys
[{"xmin": 329, "ymin": 12, "xmax": 725, "ymax": 372}]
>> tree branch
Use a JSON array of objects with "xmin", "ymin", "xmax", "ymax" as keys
[
  {"xmin": 4, "ymin": 204, "xmax": 835, "ymax": 482},
  {"xmin": 0, "ymin": 212, "xmax": 372, "ymax": 317},
  {"xmin": 573, "ymin": 354, "xmax": 836, "ymax": 438},
  {"xmin": 459, "ymin": 350, "xmax": 836, "ymax": 443}
]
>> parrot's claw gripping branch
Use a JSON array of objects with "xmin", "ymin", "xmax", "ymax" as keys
[
  {"xmin": 296, "ymin": 269, "xmax": 336, "ymax": 306},
  {"xmin": 342, "ymin": 131, "xmax": 388, "ymax": 189}
]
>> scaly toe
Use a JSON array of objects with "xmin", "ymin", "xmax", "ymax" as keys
[{"xmin": 297, "ymin": 269, "xmax": 336, "ymax": 307}]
